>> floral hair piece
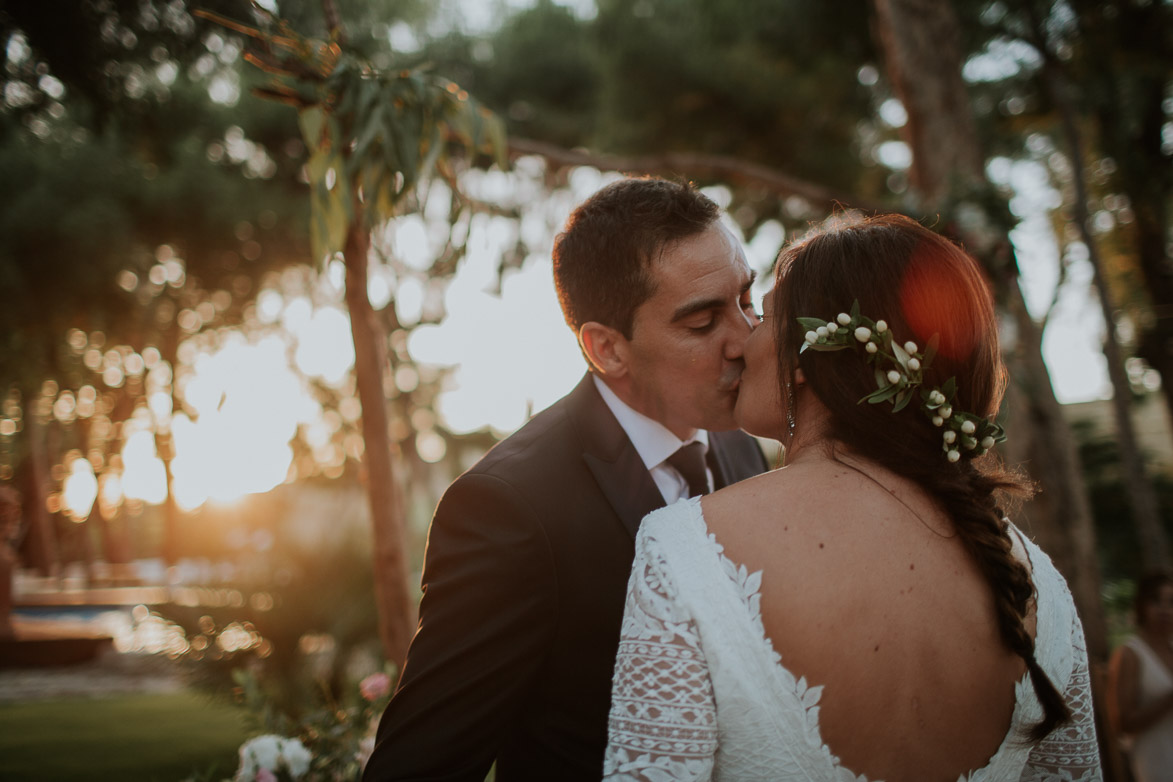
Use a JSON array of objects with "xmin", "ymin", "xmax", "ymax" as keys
[{"xmin": 797, "ymin": 300, "xmax": 1005, "ymax": 462}]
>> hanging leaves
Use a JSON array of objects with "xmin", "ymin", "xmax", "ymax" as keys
[
  {"xmin": 308, "ymin": 62, "xmax": 506, "ymax": 263},
  {"xmin": 198, "ymin": 8, "xmax": 509, "ymax": 266}
]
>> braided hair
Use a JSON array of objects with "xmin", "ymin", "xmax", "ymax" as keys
[{"xmin": 773, "ymin": 213, "xmax": 1070, "ymax": 741}]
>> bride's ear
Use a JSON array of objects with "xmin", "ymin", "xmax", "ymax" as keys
[{"xmin": 794, "ymin": 367, "xmax": 806, "ymax": 385}]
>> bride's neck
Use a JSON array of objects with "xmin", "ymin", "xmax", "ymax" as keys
[
  {"xmin": 782, "ymin": 388, "xmax": 835, "ymax": 466},
  {"xmin": 784, "ymin": 440, "xmax": 878, "ymax": 471}
]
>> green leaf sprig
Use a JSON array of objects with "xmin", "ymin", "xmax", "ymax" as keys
[
  {"xmin": 195, "ymin": 7, "xmax": 508, "ymax": 267},
  {"xmin": 796, "ymin": 300, "xmax": 1006, "ymax": 462}
]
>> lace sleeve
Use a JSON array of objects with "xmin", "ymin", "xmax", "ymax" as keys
[
  {"xmin": 1019, "ymin": 609, "xmax": 1103, "ymax": 782},
  {"xmin": 603, "ymin": 528, "xmax": 718, "ymax": 782}
]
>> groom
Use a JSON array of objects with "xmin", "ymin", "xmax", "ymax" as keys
[{"xmin": 363, "ymin": 178, "xmax": 768, "ymax": 780}]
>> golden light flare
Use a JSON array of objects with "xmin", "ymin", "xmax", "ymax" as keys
[
  {"xmin": 61, "ymin": 454, "xmax": 98, "ymax": 521},
  {"xmin": 167, "ymin": 337, "xmax": 308, "ymax": 510},
  {"xmin": 98, "ymin": 471, "xmax": 124, "ymax": 519},
  {"xmin": 120, "ymin": 429, "xmax": 168, "ymax": 504},
  {"xmin": 293, "ymin": 306, "xmax": 354, "ymax": 385}
]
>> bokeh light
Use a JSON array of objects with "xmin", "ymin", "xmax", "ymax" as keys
[
  {"xmin": 168, "ymin": 335, "xmax": 314, "ymax": 510},
  {"xmin": 61, "ymin": 455, "xmax": 98, "ymax": 521}
]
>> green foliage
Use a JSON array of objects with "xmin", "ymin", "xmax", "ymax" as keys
[
  {"xmin": 1073, "ymin": 419, "xmax": 1173, "ymax": 581},
  {"xmin": 297, "ymin": 54, "xmax": 506, "ymax": 263},
  {"xmin": 416, "ymin": 1, "xmax": 601, "ymax": 148},
  {"xmin": 592, "ymin": 0, "xmax": 874, "ymax": 186},
  {"xmin": 199, "ymin": 6, "xmax": 508, "ymax": 265},
  {"xmin": 153, "ymin": 500, "xmax": 385, "ymax": 720},
  {"xmin": 0, "ymin": 1, "xmax": 309, "ymax": 395},
  {"xmin": 410, "ymin": 0, "xmax": 886, "ymax": 234},
  {"xmin": 0, "ymin": 121, "xmax": 139, "ymax": 390},
  {"xmin": 153, "ymin": 515, "xmax": 393, "ymax": 781},
  {"xmin": 227, "ymin": 667, "xmax": 393, "ymax": 781},
  {"xmin": 0, "ymin": 0, "xmax": 254, "ymax": 129},
  {"xmin": 1101, "ymin": 576, "xmax": 1140, "ymax": 649},
  {"xmin": 0, "ymin": 692, "xmax": 247, "ymax": 782}
]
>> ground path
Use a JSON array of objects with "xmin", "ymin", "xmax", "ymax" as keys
[{"xmin": 0, "ymin": 615, "xmax": 184, "ymax": 702}]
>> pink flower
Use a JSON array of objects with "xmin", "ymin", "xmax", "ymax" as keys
[
  {"xmin": 256, "ymin": 769, "xmax": 278, "ymax": 782},
  {"xmin": 360, "ymin": 672, "xmax": 392, "ymax": 702}
]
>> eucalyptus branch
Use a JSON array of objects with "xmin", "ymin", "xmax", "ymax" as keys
[
  {"xmin": 437, "ymin": 167, "xmax": 523, "ymax": 220},
  {"xmin": 505, "ymin": 137, "xmax": 885, "ymax": 214},
  {"xmin": 250, "ymin": 84, "xmax": 313, "ymax": 109},
  {"xmin": 194, "ymin": 8, "xmax": 333, "ymax": 82},
  {"xmin": 192, "ymin": 8, "xmax": 273, "ymax": 41},
  {"xmin": 320, "ymin": 0, "xmax": 345, "ymax": 43}
]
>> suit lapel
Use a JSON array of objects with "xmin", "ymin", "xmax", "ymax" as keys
[
  {"xmin": 583, "ymin": 451, "xmax": 665, "ymax": 540},
  {"xmin": 709, "ymin": 429, "xmax": 770, "ymax": 489},
  {"xmin": 567, "ymin": 375, "xmax": 665, "ymax": 540}
]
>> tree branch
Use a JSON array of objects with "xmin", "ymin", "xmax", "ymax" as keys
[
  {"xmin": 505, "ymin": 137, "xmax": 887, "ymax": 214},
  {"xmin": 320, "ymin": 0, "xmax": 344, "ymax": 43}
]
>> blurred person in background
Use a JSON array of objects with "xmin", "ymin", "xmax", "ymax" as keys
[{"xmin": 1109, "ymin": 572, "xmax": 1173, "ymax": 782}]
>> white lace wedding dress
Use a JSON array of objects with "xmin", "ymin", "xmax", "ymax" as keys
[{"xmin": 603, "ymin": 498, "xmax": 1102, "ymax": 781}]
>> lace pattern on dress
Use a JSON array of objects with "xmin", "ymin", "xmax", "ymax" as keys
[
  {"xmin": 603, "ymin": 522, "xmax": 718, "ymax": 781},
  {"xmin": 1019, "ymin": 608, "xmax": 1102, "ymax": 782}
]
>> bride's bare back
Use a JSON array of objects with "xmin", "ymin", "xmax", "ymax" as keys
[{"xmin": 702, "ymin": 454, "xmax": 1034, "ymax": 782}]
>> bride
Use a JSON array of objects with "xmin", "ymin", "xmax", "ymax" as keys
[{"xmin": 602, "ymin": 214, "xmax": 1102, "ymax": 781}]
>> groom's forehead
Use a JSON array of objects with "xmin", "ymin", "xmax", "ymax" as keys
[{"xmin": 644, "ymin": 232, "xmax": 750, "ymax": 304}]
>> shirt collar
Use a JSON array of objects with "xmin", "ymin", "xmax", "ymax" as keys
[{"xmin": 593, "ymin": 375, "xmax": 709, "ymax": 471}]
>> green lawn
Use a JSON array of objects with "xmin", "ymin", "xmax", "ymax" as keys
[{"xmin": 0, "ymin": 691, "xmax": 248, "ymax": 782}]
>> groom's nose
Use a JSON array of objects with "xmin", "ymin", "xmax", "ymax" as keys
[{"xmin": 724, "ymin": 307, "xmax": 756, "ymax": 361}]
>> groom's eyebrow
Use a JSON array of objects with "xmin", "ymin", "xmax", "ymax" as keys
[{"xmin": 670, "ymin": 271, "xmax": 756, "ymax": 323}]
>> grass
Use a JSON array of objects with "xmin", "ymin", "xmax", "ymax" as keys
[{"xmin": 0, "ymin": 691, "xmax": 249, "ymax": 782}]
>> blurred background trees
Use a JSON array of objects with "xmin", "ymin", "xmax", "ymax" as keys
[{"xmin": 0, "ymin": 1, "xmax": 1170, "ymax": 774}]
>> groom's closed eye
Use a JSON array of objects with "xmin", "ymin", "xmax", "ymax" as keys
[{"xmin": 686, "ymin": 314, "xmax": 717, "ymax": 333}]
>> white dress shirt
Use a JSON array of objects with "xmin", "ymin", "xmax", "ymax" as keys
[{"xmin": 593, "ymin": 375, "xmax": 712, "ymax": 504}]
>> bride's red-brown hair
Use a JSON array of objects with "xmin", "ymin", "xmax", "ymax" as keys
[{"xmin": 772, "ymin": 213, "xmax": 1070, "ymax": 741}]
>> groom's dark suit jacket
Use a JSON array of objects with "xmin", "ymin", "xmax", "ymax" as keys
[{"xmin": 363, "ymin": 374, "xmax": 768, "ymax": 781}]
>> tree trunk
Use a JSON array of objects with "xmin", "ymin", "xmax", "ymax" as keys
[
  {"xmin": 1067, "ymin": 0, "xmax": 1173, "ymax": 459},
  {"xmin": 1060, "ymin": 111, "xmax": 1170, "ymax": 573},
  {"xmin": 21, "ymin": 405, "xmax": 59, "ymax": 579},
  {"xmin": 1024, "ymin": 8, "xmax": 1172, "ymax": 572},
  {"xmin": 871, "ymin": 0, "xmax": 985, "ymax": 203},
  {"xmin": 0, "ymin": 485, "xmax": 19, "ymax": 639},
  {"xmin": 158, "ymin": 325, "xmax": 182, "ymax": 572},
  {"xmin": 1003, "ymin": 280, "xmax": 1109, "ymax": 662},
  {"xmin": 344, "ymin": 219, "xmax": 415, "ymax": 666},
  {"xmin": 1139, "ymin": 324, "xmax": 1173, "ymax": 451}
]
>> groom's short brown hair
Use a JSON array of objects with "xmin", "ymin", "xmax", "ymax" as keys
[{"xmin": 553, "ymin": 178, "xmax": 718, "ymax": 339}]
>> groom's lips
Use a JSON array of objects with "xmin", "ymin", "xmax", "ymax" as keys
[{"xmin": 719, "ymin": 365, "xmax": 744, "ymax": 400}]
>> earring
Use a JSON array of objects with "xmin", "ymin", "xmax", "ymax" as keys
[{"xmin": 785, "ymin": 381, "xmax": 797, "ymax": 441}]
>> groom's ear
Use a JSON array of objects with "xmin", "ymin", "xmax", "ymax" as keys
[{"xmin": 579, "ymin": 321, "xmax": 630, "ymax": 378}]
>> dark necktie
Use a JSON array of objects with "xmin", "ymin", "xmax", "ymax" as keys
[{"xmin": 667, "ymin": 442, "xmax": 710, "ymax": 498}]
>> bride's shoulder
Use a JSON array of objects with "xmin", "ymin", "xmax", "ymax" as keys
[
  {"xmin": 703, "ymin": 460, "xmax": 848, "ymax": 520},
  {"xmin": 699, "ymin": 461, "xmax": 843, "ymax": 549}
]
